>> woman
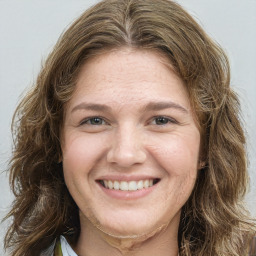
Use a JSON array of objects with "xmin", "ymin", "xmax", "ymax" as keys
[{"xmin": 4, "ymin": 0, "xmax": 255, "ymax": 255}]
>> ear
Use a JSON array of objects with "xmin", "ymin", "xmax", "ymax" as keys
[
  {"xmin": 198, "ymin": 160, "xmax": 206, "ymax": 170},
  {"xmin": 58, "ymin": 155, "xmax": 62, "ymax": 164}
]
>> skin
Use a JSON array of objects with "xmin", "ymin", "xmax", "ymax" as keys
[{"xmin": 61, "ymin": 47, "xmax": 201, "ymax": 256}]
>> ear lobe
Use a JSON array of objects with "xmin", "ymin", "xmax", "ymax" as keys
[
  {"xmin": 198, "ymin": 161, "xmax": 206, "ymax": 170},
  {"xmin": 58, "ymin": 155, "xmax": 62, "ymax": 164}
]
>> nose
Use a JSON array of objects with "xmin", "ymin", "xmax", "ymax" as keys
[{"xmin": 107, "ymin": 125, "xmax": 147, "ymax": 167}]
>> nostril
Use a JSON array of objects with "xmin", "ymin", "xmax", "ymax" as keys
[{"xmin": 106, "ymin": 137, "xmax": 147, "ymax": 167}]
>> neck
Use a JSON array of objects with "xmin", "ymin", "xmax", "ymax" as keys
[{"xmin": 74, "ymin": 213, "xmax": 180, "ymax": 256}]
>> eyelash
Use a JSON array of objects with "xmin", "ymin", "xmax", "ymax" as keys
[
  {"xmin": 80, "ymin": 117, "xmax": 108, "ymax": 126},
  {"xmin": 149, "ymin": 116, "xmax": 178, "ymax": 126},
  {"xmin": 79, "ymin": 116, "xmax": 178, "ymax": 126}
]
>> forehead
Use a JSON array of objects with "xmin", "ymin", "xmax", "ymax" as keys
[{"xmin": 68, "ymin": 47, "xmax": 190, "ymax": 109}]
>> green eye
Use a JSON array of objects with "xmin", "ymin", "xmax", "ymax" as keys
[
  {"xmin": 81, "ymin": 117, "xmax": 106, "ymax": 125},
  {"xmin": 89, "ymin": 117, "xmax": 103, "ymax": 125},
  {"xmin": 154, "ymin": 117, "xmax": 171, "ymax": 125}
]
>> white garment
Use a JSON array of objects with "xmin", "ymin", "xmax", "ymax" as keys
[{"xmin": 60, "ymin": 235, "xmax": 78, "ymax": 256}]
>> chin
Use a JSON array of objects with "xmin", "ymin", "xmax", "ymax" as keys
[
  {"xmin": 100, "ymin": 225, "xmax": 161, "ymax": 239},
  {"xmin": 91, "ymin": 210, "xmax": 175, "ymax": 239}
]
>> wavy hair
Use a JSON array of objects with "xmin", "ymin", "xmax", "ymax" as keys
[{"xmin": 4, "ymin": 0, "xmax": 255, "ymax": 255}]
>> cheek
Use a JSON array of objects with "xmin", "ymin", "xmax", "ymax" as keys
[
  {"xmin": 62, "ymin": 132, "xmax": 107, "ymax": 179},
  {"xmin": 147, "ymin": 132, "xmax": 200, "ymax": 177},
  {"xmin": 153, "ymin": 139, "xmax": 199, "ymax": 211},
  {"xmin": 153, "ymin": 133, "xmax": 200, "ymax": 203}
]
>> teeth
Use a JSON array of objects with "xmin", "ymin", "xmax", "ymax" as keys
[
  {"xmin": 108, "ymin": 180, "xmax": 113, "ymax": 189},
  {"xmin": 113, "ymin": 181, "xmax": 119, "ymax": 190},
  {"xmin": 128, "ymin": 181, "xmax": 137, "ymax": 191},
  {"xmin": 120, "ymin": 181, "xmax": 129, "ymax": 191},
  {"xmin": 137, "ymin": 180, "xmax": 143, "ymax": 190},
  {"xmin": 144, "ymin": 180, "xmax": 149, "ymax": 188},
  {"xmin": 101, "ymin": 179, "xmax": 157, "ymax": 191}
]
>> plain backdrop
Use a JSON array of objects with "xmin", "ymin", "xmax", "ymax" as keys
[{"xmin": 0, "ymin": 0, "xmax": 255, "ymax": 255}]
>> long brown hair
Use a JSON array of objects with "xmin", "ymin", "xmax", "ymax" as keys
[{"xmin": 4, "ymin": 0, "xmax": 255, "ymax": 255}]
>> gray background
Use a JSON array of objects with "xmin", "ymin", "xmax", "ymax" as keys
[{"xmin": 0, "ymin": 0, "xmax": 255, "ymax": 255}]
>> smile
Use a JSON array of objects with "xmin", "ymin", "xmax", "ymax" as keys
[{"xmin": 98, "ymin": 179, "xmax": 160, "ymax": 191}]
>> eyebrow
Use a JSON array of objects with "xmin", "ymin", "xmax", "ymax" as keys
[
  {"xmin": 143, "ymin": 101, "xmax": 188, "ymax": 113},
  {"xmin": 71, "ymin": 101, "xmax": 188, "ymax": 114},
  {"xmin": 71, "ymin": 103, "xmax": 112, "ymax": 113}
]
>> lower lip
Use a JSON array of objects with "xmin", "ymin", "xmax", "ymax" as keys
[{"xmin": 98, "ymin": 183, "xmax": 158, "ymax": 200}]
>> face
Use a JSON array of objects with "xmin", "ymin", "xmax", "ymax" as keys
[{"xmin": 61, "ymin": 48, "xmax": 201, "ymax": 238}]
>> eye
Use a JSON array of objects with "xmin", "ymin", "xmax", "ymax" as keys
[
  {"xmin": 151, "ymin": 116, "xmax": 177, "ymax": 125},
  {"xmin": 80, "ymin": 117, "xmax": 107, "ymax": 126}
]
